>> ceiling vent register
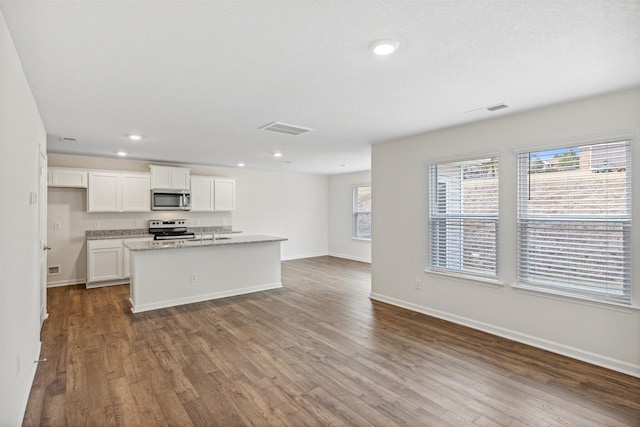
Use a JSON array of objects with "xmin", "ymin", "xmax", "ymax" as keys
[{"xmin": 259, "ymin": 122, "xmax": 313, "ymax": 136}]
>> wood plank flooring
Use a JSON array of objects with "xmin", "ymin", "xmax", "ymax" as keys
[{"xmin": 24, "ymin": 256, "xmax": 640, "ymax": 426}]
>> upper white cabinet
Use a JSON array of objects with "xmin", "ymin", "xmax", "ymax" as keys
[
  {"xmin": 214, "ymin": 178, "xmax": 236, "ymax": 211},
  {"xmin": 122, "ymin": 173, "xmax": 151, "ymax": 212},
  {"xmin": 48, "ymin": 167, "xmax": 88, "ymax": 188},
  {"xmin": 190, "ymin": 175, "xmax": 215, "ymax": 211},
  {"xmin": 88, "ymin": 171, "xmax": 151, "ymax": 212},
  {"xmin": 149, "ymin": 165, "xmax": 190, "ymax": 190},
  {"xmin": 190, "ymin": 176, "xmax": 235, "ymax": 212}
]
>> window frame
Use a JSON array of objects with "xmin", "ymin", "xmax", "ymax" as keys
[
  {"xmin": 515, "ymin": 139, "xmax": 632, "ymax": 305},
  {"xmin": 352, "ymin": 184, "xmax": 372, "ymax": 240},
  {"xmin": 427, "ymin": 154, "xmax": 500, "ymax": 282}
]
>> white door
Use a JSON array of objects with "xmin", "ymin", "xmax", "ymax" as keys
[{"xmin": 38, "ymin": 149, "xmax": 48, "ymax": 327}]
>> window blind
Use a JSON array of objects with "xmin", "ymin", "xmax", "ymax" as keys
[
  {"xmin": 429, "ymin": 156, "xmax": 499, "ymax": 277},
  {"xmin": 516, "ymin": 140, "xmax": 631, "ymax": 303}
]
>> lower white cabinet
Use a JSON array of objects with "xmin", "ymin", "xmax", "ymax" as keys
[
  {"xmin": 87, "ymin": 239, "xmax": 123, "ymax": 283},
  {"xmin": 87, "ymin": 237, "xmax": 153, "ymax": 286}
]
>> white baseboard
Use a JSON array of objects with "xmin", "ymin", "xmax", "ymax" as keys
[
  {"xmin": 131, "ymin": 282, "xmax": 283, "ymax": 313},
  {"xmin": 281, "ymin": 252, "xmax": 329, "ymax": 261},
  {"xmin": 47, "ymin": 278, "xmax": 86, "ymax": 287},
  {"xmin": 369, "ymin": 292, "xmax": 640, "ymax": 379},
  {"xmin": 16, "ymin": 341, "xmax": 41, "ymax": 426},
  {"xmin": 328, "ymin": 252, "xmax": 371, "ymax": 263}
]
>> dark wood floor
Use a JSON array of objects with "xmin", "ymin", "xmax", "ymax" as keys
[{"xmin": 24, "ymin": 256, "xmax": 640, "ymax": 426}]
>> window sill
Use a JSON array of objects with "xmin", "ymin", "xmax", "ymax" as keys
[
  {"xmin": 352, "ymin": 237, "xmax": 371, "ymax": 242},
  {"xmin": 512, "ymin": 283, "xmax": 640, "ymax": 313},
  {"xmin": 424, "ymin": 268, "xmax": 504, "ymax": 288}
]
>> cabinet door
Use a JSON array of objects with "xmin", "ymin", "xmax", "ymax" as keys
[
  {"xmin": 214, "ymin": 179, "xmax": 236, "ymax": 211},
  {"xmin": 190, "ymin": 176, "xmax": 215, "ymax": 211},
  {"xmin": 49, "ymin": 167, "xmax": 88, "ymax": 188},
  {"xmin": 122, "ymin": 173, "xmax": 151, "ymax": 212},
  {"xmin": 88, "ymin": 172, "xmax": 121, "ymax": 212},
  {"xmin": 150, "ymin": 166, "xmax": 172, "ymax": 189},
  {"xmin": 171, "ymin": 168, "xmax": 190, "ymax": 190},
  {"xmin": 87, "ymin": 240, "xmax": 124, "ymax": 282}
]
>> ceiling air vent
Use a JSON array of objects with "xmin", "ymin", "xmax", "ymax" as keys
[
  {"xmin": 59, "ymin": 136, "xmax": 79, "ymax": 143},
  {"xmin": 259, "ymin": 121, "xmax": 313, "ymax": 136},
  {"xmin": 486, "ymin": 103, "xmax": 509, "ymax": 112}
]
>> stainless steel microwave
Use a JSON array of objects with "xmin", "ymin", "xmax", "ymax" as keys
[{"xmin": 151, "ymin": 189, "xmax": 191, "ymax": 211}]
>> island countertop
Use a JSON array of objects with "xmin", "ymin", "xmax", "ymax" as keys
[{"xmin": 124, "ymin": 235, "xmax": 287, "ymax": 251}]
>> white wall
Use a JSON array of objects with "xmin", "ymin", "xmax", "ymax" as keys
[
  {"xmin": 47, "ymin": 154, "xmax": 329, "ymax": 285},
  {"xmin": 371, "ymin": 88, "xmax": 640, "ymax": 377},
  {"xmin": 0, "ymin": 9, "xmax": 47, "ymax": 425},
  {"xmin": 328, "ymin": 170, "xmax": 371, "ymax": 262}
]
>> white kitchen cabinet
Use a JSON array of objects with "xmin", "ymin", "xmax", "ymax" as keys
[
  {"xmin": 87, "ymin": 239, "xmax": 123, "ymax": 283},
  {"xmin": 214, "ymin": 178, "xmax": 236, "ymax": 211},
  {"xmin": 190, "ymin": 176, "xmax": 235, "ymax": 211},
  {"xmin": 48, "ymin": 167, "xmax": 88, "ymax": 188},
  {"xmin": 190, "ymin": 175, "xmax": 215, "ymax": 211},
  {"xmin": 88, "ymin": 172, "xmax": 120, "ymax": 212},
  {"xmin": 88, "ymin": 171, "xmax": 151, "ymax": 212},
  {"xmin": 149, "ymin": 165, "xmax": 190, "ymax": 190},
  {"xmin": 122, "ymin": 173, "xmax": 151, "ymax": 211},
  {"xmin": 87, "ymin": 237, "xmax": 153, "ymax": 285}
]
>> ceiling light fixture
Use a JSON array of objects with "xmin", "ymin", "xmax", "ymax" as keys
[
  {"xmin": 237, "ymin": 162, "xmax": 245, "ymax": 167},
  {"xmin": 370, "ymin": 39, "xmax": 399, "ymax": 56},
  {"xmin": 273, "ymin": 152, "xmax": 283, "ymax": 158},
  {"xmin": 128, "ymin": 134, "xmax": 142, "ymax": 141},
  {"xmin": 116, "ymin": 151, "xmax": 127, "ymax": 156}
]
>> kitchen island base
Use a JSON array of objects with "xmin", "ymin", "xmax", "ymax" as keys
[{"xmin": 128, "ymin": 237, "xmax": 285, "ymax": 313}]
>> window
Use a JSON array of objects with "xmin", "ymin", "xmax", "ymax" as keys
[
  {"xmin": 353, "ymin": 186, "xmax": 371, "ymax": 239},
  {"xmin": 517, "ymin": 140, "xmax": 631, "ymax": 304},
  {"xmin": 428, "ymin": 156, "xmax": 499, "ymax": 277}
]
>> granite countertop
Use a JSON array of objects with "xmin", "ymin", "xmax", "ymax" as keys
[
  {"xmin": 86, "ymin": 226, "xmax": 240, "ymax": 240},
  {"xmin": 124, "ymin": 235, "xmax": 287, "ymax": 251}
]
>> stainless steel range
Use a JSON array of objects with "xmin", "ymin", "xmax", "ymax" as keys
[{"xmin": 148, "ymin": 219, "xmax": 195, "ymax": 240}]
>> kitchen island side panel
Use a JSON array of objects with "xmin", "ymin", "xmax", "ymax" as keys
[{"xmin": 130, "ymin": 241, "xmax": 282, "ymax": 312}]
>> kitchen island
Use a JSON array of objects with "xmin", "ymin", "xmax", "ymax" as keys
[{"xmin": 125, "ymin": 235, "xmax": 287, "ymax": 313}]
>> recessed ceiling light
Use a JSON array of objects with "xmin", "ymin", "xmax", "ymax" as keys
[
  {"xmin": 128, "ymin": 134, "xmax": 142, "ymax": 141},
  {"xmin": 370, "ymin": 39, "xmax": 399, "ymax": 56},
  {"xmin": 116, "ymin": 151, "xmax": 127, "ymax": 156},
  {"xmin": 340, "ymin": 164, "xmax": 348, "ymax": 167},
  {"xmin": 273, "ymin": 152, "xmax": 283, "ymax": 158},
  {"xmin": 237, "ymin": 162, "xmax": 245, "ymax": 167}
]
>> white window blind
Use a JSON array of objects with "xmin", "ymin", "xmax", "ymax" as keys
[
  {"xmin": 517, "ymin": 140, "xmax": 631, "ymax": 303},
  {"xmin": 429, "ymin": 156, "xmax": 499, "ymax": 277},
  {"xmin": 353, "ymin": 186, "xmax": 372, "ymax": 239}
]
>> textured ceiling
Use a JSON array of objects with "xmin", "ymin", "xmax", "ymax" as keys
[{"xmin": 1, "ymin": 0, "xmax": 638, "ymax": 175}]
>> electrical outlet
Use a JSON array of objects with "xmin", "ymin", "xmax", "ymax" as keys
[
  {"xmin": 190, "ymin": 273, "xmax": 198, "ymax": 283},
  {"xmin": 415, "ymin": 279, "xmax": 421, "ymax": 290},
  {"xmin": 134, "ymin": 220, "xmax": 141, "ymax": 227},
  {"xmin": 53, "ymin": 221, "xmax": 62, "ymax": 230},
  {"xmin": 94, "ymin": 221, "xmax": 100, "ymax": 229}
]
